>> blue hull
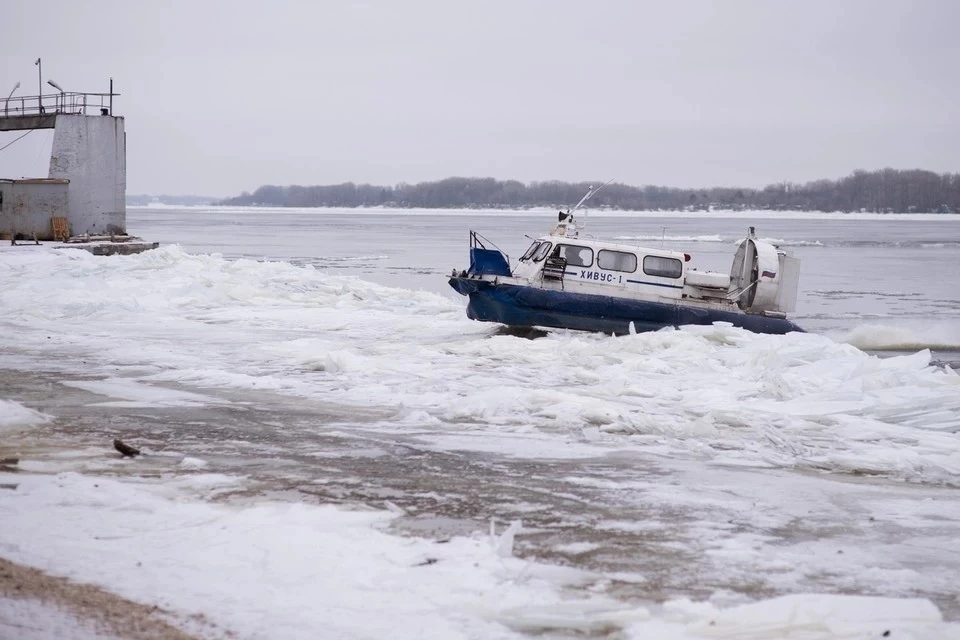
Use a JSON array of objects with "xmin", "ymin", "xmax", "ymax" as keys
[{"xmin": 449, "ymin": 278, "xmax": 804, "ymax": 335}]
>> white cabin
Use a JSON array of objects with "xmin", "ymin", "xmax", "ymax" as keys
[{"xmin": 507, "ymin": 218, "xmax": 799, "ymax": 316}]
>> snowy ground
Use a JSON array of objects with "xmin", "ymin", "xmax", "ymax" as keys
[
  {"xmin": 2, "ymin": 460, "xmax": 958, "ymax": 639},
  {"xmin": 2, "ymin": 242, "xmax": 960, "ymax": 638},
  {"xmin": 0, "ymin": 598, "xmax": 122, "ymax": 640}
]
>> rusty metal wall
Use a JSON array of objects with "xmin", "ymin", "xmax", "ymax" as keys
[{"xmin": 0, "ymin": 181, "xmax": 70, "ymax": 241}]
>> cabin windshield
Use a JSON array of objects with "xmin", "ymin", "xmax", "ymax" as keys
[
  {"xmin": 520, "ymin": 241, "xmax": 542, "ymax": 261},
  {"xmin": 532, "ymin": 242, "xmax": 553, "ymax": 262}
]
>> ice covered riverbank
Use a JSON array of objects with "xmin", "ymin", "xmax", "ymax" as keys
[
  {"xmin": 3, "ymin": 367, "xmax": 960, "ymax": 638},
  {"xmin": 2, "ymin": 465, "xmax": 958, "ymax": 639},
  {"xmin": 2, "ymin": 215, "xmax": 960, "ymax": 637}
]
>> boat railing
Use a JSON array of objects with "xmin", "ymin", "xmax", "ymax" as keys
[
  {"xmin": 468, "ymin": 230, "xmax": 503, "ymax": 252},
  {"xmin": 469, "ymin": 231, "xmax": 510, "ymax": 262}
]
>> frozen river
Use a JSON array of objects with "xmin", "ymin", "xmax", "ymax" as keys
[
  {"xmin": 2, "ymin": 206, "xmax": 959, "ymax": 638},
  {"xmin": 132, "ymin": 205, "xmax": 960, "ymax": 362}
]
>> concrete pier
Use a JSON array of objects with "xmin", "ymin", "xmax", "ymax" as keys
[{"xmin": 0, "ymin": 83, "xmax": 145, "ymax": 248}]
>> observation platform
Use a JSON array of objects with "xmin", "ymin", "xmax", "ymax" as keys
[{"xmin": 1, "ymin": 90, "xmax": 118, "ymax": 131}]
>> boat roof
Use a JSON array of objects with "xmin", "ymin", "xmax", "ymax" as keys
[{"xmin": 535, "ymin": 234, "xmax": 687, "ymax": 260}]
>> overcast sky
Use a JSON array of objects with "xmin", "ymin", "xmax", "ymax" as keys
[{"xmin": 1, "ymin": 0, "xmax": 958, "ymax": 196}]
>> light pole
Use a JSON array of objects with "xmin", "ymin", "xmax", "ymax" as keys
[
  {"xmin": 47, "ymin": 79, "xmax": 64, "ymax": 113},
  {"xmin": 34, "ymin": 57, "xmax": 43, "ymax": 113},
  {"xmin": 5, "ymin": 81, "xmax": 19, "ymax": 116}
]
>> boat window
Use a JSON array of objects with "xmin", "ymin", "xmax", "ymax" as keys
[
  {"xmin": 597, "ymin": 249, "xmax": 637, "ymax": 273},
  {"xmin": 520, "ymin": 241, "xmax": 542, "ymax": 261},
  {"xmin": 555, "ymin": 244, "xmax": 594, "ymax": 268},
  {"xmin": 643, "ymin": 255, "xmax": 683, "ymax": 279},
  {"xmin": 533, "ymin": 242, "xmax": 553, "ymax": 262}
]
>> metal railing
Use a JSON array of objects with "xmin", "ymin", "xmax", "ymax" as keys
[{"xmin": 2, "ymin": 91, "xmax": 119, "ymax": 118}]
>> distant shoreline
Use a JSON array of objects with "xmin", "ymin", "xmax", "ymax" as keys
[
  {"xmin": 127, "ymin": 203, "xmax": 960, "ymax": 221},
  {"xmin": 201, "ymin": 169, "xmax": 959, "ymax": 214}
]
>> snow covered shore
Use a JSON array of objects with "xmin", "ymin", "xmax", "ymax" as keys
[{"xmin": 2, "ymin": 468, "xmax": 958, "ymax": 639}]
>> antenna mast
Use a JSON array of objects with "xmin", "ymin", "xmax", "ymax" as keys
[{"xmin": 566, "ymin": 178, "xmax": 614, "ymax": 233}]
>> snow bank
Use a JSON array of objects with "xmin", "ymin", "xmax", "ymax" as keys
[
  {"xmin": 0, "ymin": 472, "xmax": 607, "ymax": 639},
  {"xmin": 0, "ymin": 598, "xmax": 121, "ymax": 640},
  {"xmin": 1, "ymin": 247, "xmax": 958, "ymax": 484},
  {"xmin": 0, "ymin": 471, "xmax": 956, "ymax": 639},
  {"xmin": 619, "ymin": 594, "xmax": 953, "ymax": 639},
  {"xmin": 0, "ymin": 399, "xmax": 52, "ymax": 432},
  {"xmin": 841, "ymin": 323, "xmax": 960, "ymax": 352}
]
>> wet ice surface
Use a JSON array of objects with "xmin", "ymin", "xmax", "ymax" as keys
[
  {"xmin": 2, "ymin": 209, "xmax": 960, "ymax": 635},
  {"xmin": 4, "ymin": 369, "xmax": 960, "ymax": 627}
]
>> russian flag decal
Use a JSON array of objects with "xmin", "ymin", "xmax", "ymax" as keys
[{"xmin": 761, "ymin": 270, "xmax": 776, "ymax": 279}]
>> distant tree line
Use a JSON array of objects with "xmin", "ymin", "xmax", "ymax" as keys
[{"xmin": 219, "ymin": 169, "xmax": 960, "ymax": 213}]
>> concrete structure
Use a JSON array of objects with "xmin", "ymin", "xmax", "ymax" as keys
[
  {"xmin": 0, "ymin": 115, "xmax": 57, "ymax": 132},
  {"xmin": 0, "ymin": 87, "xmax": 127, "ymax": 241},
  {"xmin": 48, "ymin": 114, "xmax": 126, "ymax": 236},
  {"xmin": 0, "ymin": 179, "xmax": 69, "ymax": 240}
]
